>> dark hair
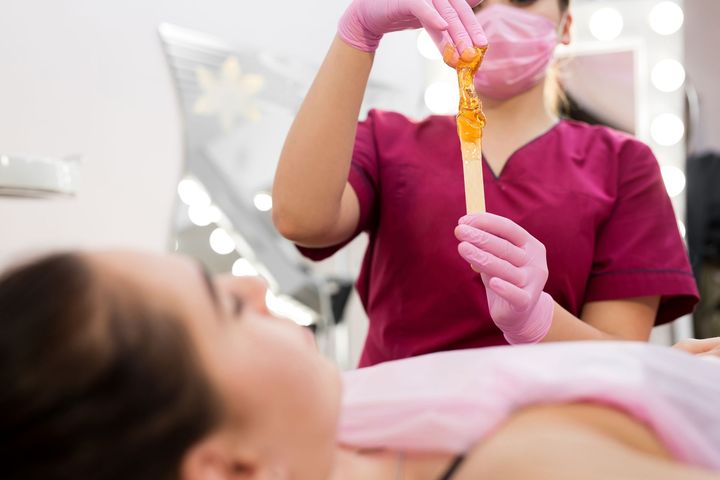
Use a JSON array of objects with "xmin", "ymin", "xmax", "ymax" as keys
[{"xmin": 0, "ymin": 253, "xmax": 220, "ymax": 480}]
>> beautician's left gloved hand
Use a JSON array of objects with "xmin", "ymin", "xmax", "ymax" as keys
[
  {"xmin": 673, "ymin": 337, "xmax": 720, "ymax": 359},
  {"xmin": 454, "ymin": 213, "xmax": 554, "ymax": 344}
]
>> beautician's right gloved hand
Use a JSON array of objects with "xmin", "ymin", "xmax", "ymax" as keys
[
  {"xmin": 338, "ymin": 0, "xmax": 487, "ymax": 62},
  {"xmin": 455, "ymin": 213, "xmax": 554, "ymax": 345}
]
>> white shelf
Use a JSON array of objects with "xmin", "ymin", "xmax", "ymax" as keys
[{"xmin": 0, "ymin": 154, "xmax": 79, "ymax": 197}]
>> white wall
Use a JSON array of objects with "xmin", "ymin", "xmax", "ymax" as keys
[
  {"xmin": 0, "ymin": 0, "xmax": 424, "ymax": 268},
  {"xmin": 0, "ymin": 1, "xmax": 182, "ymax": 267}
]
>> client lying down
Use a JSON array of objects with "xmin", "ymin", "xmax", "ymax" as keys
[{"xmin": 1, "ymin": 250, "xmax": 719, "ymax": 480}]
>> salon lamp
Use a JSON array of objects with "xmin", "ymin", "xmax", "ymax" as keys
[{"xmin": 159, "ymin": 24, "xmax": 373, "ymax": 363}]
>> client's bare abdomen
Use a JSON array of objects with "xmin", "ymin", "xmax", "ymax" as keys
[
  {"xmin": 454, "ymin": 402, "xmax": 719, "ymax": 480},
  {"xmin": 506, "ymin": 402, "xmax": 672, "ymax": 458}
]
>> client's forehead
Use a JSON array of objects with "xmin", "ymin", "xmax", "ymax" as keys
[
  {"xmin": 85, "ymin": 250, "xmax": 213, "ymax": 313},
  {"xmin": 87, "ymin": 250, "xmax": 193, "ymax": 282},
  {"xmin": 84, "ymin": 250, "xmax": 224, "ymax": 359}
]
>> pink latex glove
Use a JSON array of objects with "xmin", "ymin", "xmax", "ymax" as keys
[
  {"xmin": 455, "ymin": 213, "xmax": 554, "ymax": 344},
  {"xmin": 338, "ymin": 0, "xmax": 487, "ymax": 63}
]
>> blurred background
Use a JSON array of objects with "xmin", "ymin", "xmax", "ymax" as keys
[{"xmin": 1, "ymin": 0, "xmax": 718, "ymax": 368}]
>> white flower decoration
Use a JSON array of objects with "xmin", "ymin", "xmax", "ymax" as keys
[{"xmin": 193, "ymin": 56, "xmax": 264, "ymax": 130}]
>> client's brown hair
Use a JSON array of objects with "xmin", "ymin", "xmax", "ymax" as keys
[{"xmin": 0, "ymin": 253, "xmax": 219, "ymax": 480}]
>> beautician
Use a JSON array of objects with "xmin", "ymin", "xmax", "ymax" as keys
[{"xmin": 272, "ymin": 0, "xmax": 699, "ymax": 366}]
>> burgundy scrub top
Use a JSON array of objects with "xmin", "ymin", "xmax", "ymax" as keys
[{"xmin": 298, "ymin": 110, "xmax": 699, "ymax": 367}]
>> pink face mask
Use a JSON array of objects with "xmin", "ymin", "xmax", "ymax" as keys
[{"xmin": 474, "ymin": 4, "xmax": 560, "ymax": 100}]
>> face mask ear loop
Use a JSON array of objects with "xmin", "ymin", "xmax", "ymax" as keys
[{"xmin": 556, "ymin": 12, "xmax": 569, "ymax": 42}]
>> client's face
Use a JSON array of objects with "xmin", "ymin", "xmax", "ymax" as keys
[{"xmin": 89, "ymin": 251, "xmax": 342, "ymax": 480}]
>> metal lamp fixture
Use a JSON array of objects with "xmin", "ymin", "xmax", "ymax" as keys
[{"xmin": 0, "ymin": 154, "xmax": 80, "ymax": 198}]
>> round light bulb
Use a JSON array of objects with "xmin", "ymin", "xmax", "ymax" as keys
[
  {"xmin": 232, "ymin": 258, "xmax": 259, "ymax": 277},
  {"xmin": 424, "ymin": 82, "xmax": 457, "ymax": 115},
  {"xmin": 417, "ymin": 30, "xmax": 441, "ymax": 60},
  {"xmin": 589, "ymin": 8, "xmax": 624, "ymax": 41},
  {"xmin": 661, "ymin": 165, "xmax": 686, "ymax": 197},
  {"xmin": 651, "ymin": 59, "xmax": 686, "ymax": 92},
  {"xmin": 651, "ymin": 114, "xmax": 685, "ymax": 146},
  {"xmin": 209, "ymin": 227, "xmax": 236, "ymax": 255},
  {"xmin": 178, "ymin": 178, "xmax": 211, "ymax": 207},
  {"xmin": 649, "ymin": 1, "xmax": 684, "ymax": 36},
  {"xmin": 678, "ymin": 220, "xmax": 686, "ymax": 238},
  {"xmin": 265, "ymin": 290, "xmax": 315, "ymax": 327},
  {"xmin": 188, "ymin": 204, "xmax": 222, "ymax": 227},
  {"xmin": 253, "ymin": 192, "xmax": 273, "ymax": 212}
]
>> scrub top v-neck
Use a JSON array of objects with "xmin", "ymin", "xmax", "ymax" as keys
[
  {"xmin": 298, "ymin": 110, "xmax": 698, "ymax": 367},
  {"xmin": 482, "ymin": 121, "xmax": 560, "ymax": 179}
]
